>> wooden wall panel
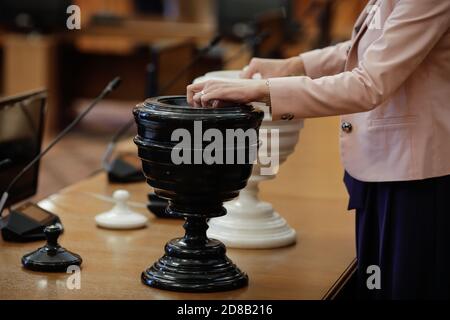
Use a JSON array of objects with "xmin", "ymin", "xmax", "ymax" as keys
[{"xmin": 3, "ymin": 34, "xmax": 60, "ymax": 136}]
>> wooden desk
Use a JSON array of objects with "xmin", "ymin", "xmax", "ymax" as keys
[{"xmin": 0, "ymin": 168, "xmax": 355, "ymax": 299}]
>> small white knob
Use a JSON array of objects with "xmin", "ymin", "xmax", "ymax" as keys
[
  {"xmin": 95, "ymin": 189, "xmax": 148, "ymax": 229},
  {"xmin": 113, "ymin": 190, "xmax": 130, "ymax": 203}
]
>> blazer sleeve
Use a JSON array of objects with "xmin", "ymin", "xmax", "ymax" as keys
[
  {"xmin": 300, "ymin": 41, "xmax": 352, "ymax": 79},
  {"xmin": 269, "ymin": 0, "xmax": 450, "ymax": 120}
]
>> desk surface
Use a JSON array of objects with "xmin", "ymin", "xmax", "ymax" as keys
[{"xmin": 0, "ymin": 171, "xmax": 355, "ymax": 300}]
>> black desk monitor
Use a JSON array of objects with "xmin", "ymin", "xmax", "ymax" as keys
[{"xmin": 0, "ymin": 90, "xmax": 46, "ymax": 209}]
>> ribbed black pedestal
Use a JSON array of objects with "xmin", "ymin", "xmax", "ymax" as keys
[
  {"xmin": 141, "ymin": 213, "xmax": 248, "ymax": 292},
  {"xmin": 142, "ymin": 240, "xmax": 248, "ymax": 292}
]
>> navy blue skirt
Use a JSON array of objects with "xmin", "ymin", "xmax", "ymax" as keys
[{"xmin": 344, "ymin": 172, "xmax": 450, "ymax": 300}]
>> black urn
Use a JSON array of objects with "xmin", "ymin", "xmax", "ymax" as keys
[{"xmin": 133, "ymin": 96, "xmax": 263, "ymax": 292}]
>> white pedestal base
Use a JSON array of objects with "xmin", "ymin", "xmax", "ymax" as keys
[
  {"xmin": 95, "ymin": 190, "xmax": 148, "ymax": 230},
  {"xmin": 207, "ymin": 113, "xmax": 303, "ymax": 249},
  {"xmin": 208, "ymin": 200, "xmax": 296, "ymax": 249}
]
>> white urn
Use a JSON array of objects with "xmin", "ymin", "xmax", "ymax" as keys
[{"xmin": 194, "ymin": 71, "xmax": 303, "ymax": 249}]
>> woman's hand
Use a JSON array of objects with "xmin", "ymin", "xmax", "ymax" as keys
[
  {"xmin": 187, "ymin": 79, "xmax": 270, "ymax": 108},
  {"xmin": 240, "ymin": 57, "xmax": 305, "ymax": 79}
]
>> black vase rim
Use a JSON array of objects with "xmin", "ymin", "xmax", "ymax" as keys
[{"xmin": 133, "ymin": 95, "xmax": 263, "ymax": 121}]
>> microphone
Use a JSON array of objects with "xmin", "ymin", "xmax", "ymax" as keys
[
  {"xmin": 104, "ymin": 76, "xmax": 122, "ymax": 93},
  {"xmin": 199, "ymin": 34, "xmax": 223, "ymax": 53},
  {"xmin": 0, "ymin": 77, "xmax": 122, "ymax": 218},
  {"xmin": 103, "ymin": 34, "xmax": 224, "ymax": 183}
]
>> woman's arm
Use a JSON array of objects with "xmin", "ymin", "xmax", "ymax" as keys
[
  {"xmin": 239, "ymin": 41, "xmax": 352, "ymax": 80},
  {"xmin": 240, "ymin": 57, "xmax": 306, "ymax": 79},
  {"xmin": 300, "ymin": 40, "xmax": 352, "ymax": 79},
  {"xmin": 269, "ymin": 0, "xmax": 449, "ymax": 119}
]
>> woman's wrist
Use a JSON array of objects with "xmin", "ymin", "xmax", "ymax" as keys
[
  {"xmin": 285, "ymin": 57, "xmax": 305, "ymax": 76},
  {"xmin": 257, "ymin": 80, "xmax": 271, "ymax": 106}
]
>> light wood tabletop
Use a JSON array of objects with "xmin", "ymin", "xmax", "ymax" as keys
[{"xmin": 0, "ymin": 168, "xmax": 355, "ymax": 300}]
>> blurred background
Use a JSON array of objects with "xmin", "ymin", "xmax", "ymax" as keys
[{"xmin": 0, "ymin": 0, "xmax": 367, "ymax": 200}]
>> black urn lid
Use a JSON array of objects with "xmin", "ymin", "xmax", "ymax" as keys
[{"xmin": 22, "ymin": 224, "xmax": 82, "ymax": 272}]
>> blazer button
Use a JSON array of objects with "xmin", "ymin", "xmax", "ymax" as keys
[
  {"xmin": 281, "ymin": 113, "xmax": 294, "ymax": 121},
  {"xmin": 341, "ymin": 122, "xmax": 353, "ymax": 133}
]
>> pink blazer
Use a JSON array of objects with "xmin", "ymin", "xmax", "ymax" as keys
[{"xmin": 268, "ymin": 0, "xmax": 450, "ymax": 182}]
